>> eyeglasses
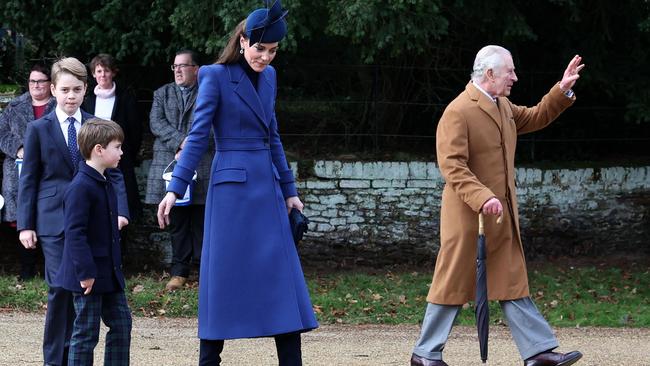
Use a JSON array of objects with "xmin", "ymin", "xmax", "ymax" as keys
[
  {"xmin": 29, "ymin": 79, "xmax": 50, "ymax": 85},
  {"xmin": 170, "ymin": 64, "xmax": 197, "ymax": 71}
]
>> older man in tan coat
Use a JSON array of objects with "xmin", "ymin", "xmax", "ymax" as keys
[{"xmin": 411, "ymin": 46, "xmax": 585, "ymax": 366}]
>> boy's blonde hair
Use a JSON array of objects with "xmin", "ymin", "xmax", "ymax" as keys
[
  {"xmin": 78, "ymin": 118, "xmax": 124, "ymax": 160},
  {"xmin": 51, "ymin": 57, "xmax": 87, "ymax": 85}
]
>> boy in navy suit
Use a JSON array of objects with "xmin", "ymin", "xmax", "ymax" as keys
[
  {"xmin": 57, "ymin": 118, "xmax": 132, "ymax": 365},
  {"xmin": 17, "ymin": 57, "xmax": 130, "ymax": 365}
]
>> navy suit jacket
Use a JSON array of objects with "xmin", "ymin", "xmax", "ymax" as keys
[
  {"xmin": 17, "ymin": 109, "xmax": 129, "ymax": 236},
  {"xmin": 57, "ymin": 162, "xmax": 125, "ymax": 293}
]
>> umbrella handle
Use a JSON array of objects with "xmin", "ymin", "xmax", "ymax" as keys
[{"xmin": 478, "ymin": 213, "xmax": 503, "ymax": 235}]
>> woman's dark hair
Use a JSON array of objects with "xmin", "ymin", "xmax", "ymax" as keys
[
  {"xmin": 216, "ymin": 20, "xmax": 247, "ymax": 64},
  {"xmin": 89, "ymin": 53, "xmax": 119, "ymax": 74},
  {"xmin": 30, "ymin": 63, "xmax": 51, "ymax": 79}
]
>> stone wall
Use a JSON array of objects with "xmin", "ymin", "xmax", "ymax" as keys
[{"xmin": 131, "ymin": 161, "xmax": 650, "ymax": 268}]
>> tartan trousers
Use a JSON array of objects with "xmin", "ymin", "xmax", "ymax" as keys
[{"xmin": 69, "ymin": 291, "xmax": 132, "ymax": 365}]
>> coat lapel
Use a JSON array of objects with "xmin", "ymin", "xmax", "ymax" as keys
[
  {"xmin": 110, "ymin": 91, "xmax": 118, "ymax": 119},
  {"xmin": 467, "ymin": 82, "xmax": 502, "ymax": 131},
  {"xmin": 173, "ymin": 85, "xmax": 196, "ymax": 130},
  {"xmin": 184, "ymin": 88, "xmax": 197, "ymax": 116},
  {"xmin": 45, "ymin": 112, "xmax": 75, "ymax": 171},
  {"xmin": 228, "ymin": 63, "xmax": 268, "ymax": 128},
  {"xmin": 85, "ymin": 94, "xmax": 97, "ymax": 115},
  {"xmin": 258, "ymin": 69, "xmax": 274, "ymax": 126}
]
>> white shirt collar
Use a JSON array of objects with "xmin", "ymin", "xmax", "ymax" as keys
[
  {"xmin": 472, "ymin": 81, "xmax": 497, "ymax": 103},
  {"xmin": 55, "ymin": 106, "xmax": 82, "ymax": 124}
]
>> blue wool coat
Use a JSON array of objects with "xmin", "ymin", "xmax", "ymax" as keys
[
  {"xmin": 57, "ymin": 162, "xmax": 125, "ymax": 294},
  {"xmin": 167, "ymin": 63, "xmax": 318, "ymax": 340}
]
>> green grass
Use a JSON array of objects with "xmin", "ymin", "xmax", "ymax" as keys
[{"xmin": 1, "ymin": 265, "xmax": 648, "ymax": 327}]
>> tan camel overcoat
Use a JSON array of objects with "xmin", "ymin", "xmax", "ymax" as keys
[{"xmin": 427, "ymin": 82, "xmax": 574, "ymax": 304}]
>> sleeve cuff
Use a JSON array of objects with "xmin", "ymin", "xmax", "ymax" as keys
[
  {"xmin": 167, "ymin": 164, "xmax": 194, "ymax": 196},
  {"xmin": 471, "ymin": 188, "xmax": 497, "ymax": 213},
  {"xmin": 278, "ymin": 169, "xmax": 295, "ymax": 184},
  {"xmin": 281, "ymin": 182, "xmax": 298, "ymax": 199}
]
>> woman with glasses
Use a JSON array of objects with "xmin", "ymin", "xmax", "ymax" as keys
[
  {"xmin": 0, "ymin": 63, "xmax": 55, "ymax": 280},
  {"xmin": 82, "ymin": 54, "xmax": 142, "ymax": 222},
  {"xmin": 157, "ymin": 1, "xmax": 318, "ymax": 364}
]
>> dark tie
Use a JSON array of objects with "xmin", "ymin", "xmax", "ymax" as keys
[{"xmin": 67, "ymin": 117, "xmax": 81, "ymax": 169}]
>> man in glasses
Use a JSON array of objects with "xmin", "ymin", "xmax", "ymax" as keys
[{"xmin": 145, "ymin": 49, "xmax": 214, "ymax": 291}]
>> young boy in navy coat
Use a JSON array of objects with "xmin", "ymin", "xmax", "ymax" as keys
[{"xmin": 57, "ymin": 118, "xmax": 132, "ymax": 365}]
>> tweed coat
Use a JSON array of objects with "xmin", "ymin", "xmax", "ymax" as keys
[
  {"xmin": 167, "ymin": 63, "xmax": 318, "ymax": 340},
  {"xmin": 144, "ymin": 82, "xmax": 214, "ymax": 205},
  {"xmin": 0, "ymin": 92, "xmax": 56, "ymax": 222},
  {"xmin": 427, "ymin": 82, "xmax": 574, "ymax": 305}
]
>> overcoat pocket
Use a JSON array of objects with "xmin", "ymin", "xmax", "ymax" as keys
[
  {"xmin": 212, "ymin": 168, "xmax": 247, "ymax": 185},
  {"xmin": 37, "ymin": 185, "xmax": 57, "ymax": 199}
]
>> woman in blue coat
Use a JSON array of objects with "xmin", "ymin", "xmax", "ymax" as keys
[{"xmin": 157, "ymin": 1, "xmax": 318, "ymax": 364}]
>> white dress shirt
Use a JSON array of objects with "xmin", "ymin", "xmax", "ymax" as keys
[{"xmin": 471, "ymin": 81, "xmax": 497, "ymax": 102}]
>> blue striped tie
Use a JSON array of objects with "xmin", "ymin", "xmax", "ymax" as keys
[{"xmin": 67, "ymin": 117, "xmax": 81, "ymax": 169}]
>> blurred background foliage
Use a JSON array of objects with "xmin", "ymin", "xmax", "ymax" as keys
[{"xmin": 1, "ymin": 0, "xmax": 649, "ymax": 161}]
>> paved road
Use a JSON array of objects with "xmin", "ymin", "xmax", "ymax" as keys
[{"xmin": 1, "ymin": 312, "xmax": 648, "ymax": 365}]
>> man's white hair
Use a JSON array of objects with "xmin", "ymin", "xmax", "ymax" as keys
[{"xmin": 470, "ymin": 45, "xmax": 511, "ymax": 83}]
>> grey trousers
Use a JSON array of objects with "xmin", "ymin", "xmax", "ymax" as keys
[{"xmin": 412, "ymin": 297, "xmax": 558, "ymax": 361}]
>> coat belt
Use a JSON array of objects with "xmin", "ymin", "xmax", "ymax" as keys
[{"xmin": 216, "ymin": 137, "xmax": 270, "ymax": 151}]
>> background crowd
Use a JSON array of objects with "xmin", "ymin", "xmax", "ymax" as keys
[{"xmin": 0, "ymin": 50, "xmax": 210, "ymax": 289}]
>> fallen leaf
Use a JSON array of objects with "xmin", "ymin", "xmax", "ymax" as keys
[{"xmin": 132, "ymin": 284, "xmax": 145, "ymax": 293}]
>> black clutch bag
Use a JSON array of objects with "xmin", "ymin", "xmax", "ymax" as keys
[{"xmin": 289, "ymin": 208, "xmax": 309, "ymax": 245}]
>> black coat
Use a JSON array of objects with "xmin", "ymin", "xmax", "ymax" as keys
[
  {"xmin": 57, "ymin": 161, "xmax": 125, "ymax": 294},
  {"xmin": 83, "ymin": 82, "xmax": 142, "ymax": 218}
]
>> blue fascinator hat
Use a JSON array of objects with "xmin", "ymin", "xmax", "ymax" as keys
[{"xmin": 245, "ymin": 0, "xmax": 289, "ymax": 45}]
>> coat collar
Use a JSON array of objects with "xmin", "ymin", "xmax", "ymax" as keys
[
  {"xmin": 77, "ymin": 160, "xmax": 109, "ymax": 183},
  {"xmin": 9, "ymin": 92, "xmax": 56, "ymax": 119},
  {"xmin": 226, "ymin": 62, "xmax": 274, "ymax": 129},
  {"xmin": 466, "ymin": 82, "xmax": 502, "ymax": 131},
  {"xmin": 84, "ymin": 81, "xmax": 126, "ymax": 117},
  {"xmin": 173, "ymin": 83, "xmax": 198, "ymax": 116}
]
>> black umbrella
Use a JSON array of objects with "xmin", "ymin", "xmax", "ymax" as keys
[
  {"xmin": 476, "ymin": 213, "xmax": 489, "ymax": 363},
  {"xmin": 476, "ymin": 213, "xmax": 502, "ymax": 363}
]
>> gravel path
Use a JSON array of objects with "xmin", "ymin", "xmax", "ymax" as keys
[{"xmin": 1, "ymin": 312, "xmax": 648, "ymax": 365}]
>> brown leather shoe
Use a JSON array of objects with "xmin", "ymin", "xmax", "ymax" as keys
[
  {"xmin": 524, "ymin": 351, "xmax": 583, "ymax": 366},
  {"xmin": 165, "ymin": 276, "xmax": 187, "ymax": 291},
  {"xmin": 410, "ymin": 353, "xmax": 449, "ymax": 366}
]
